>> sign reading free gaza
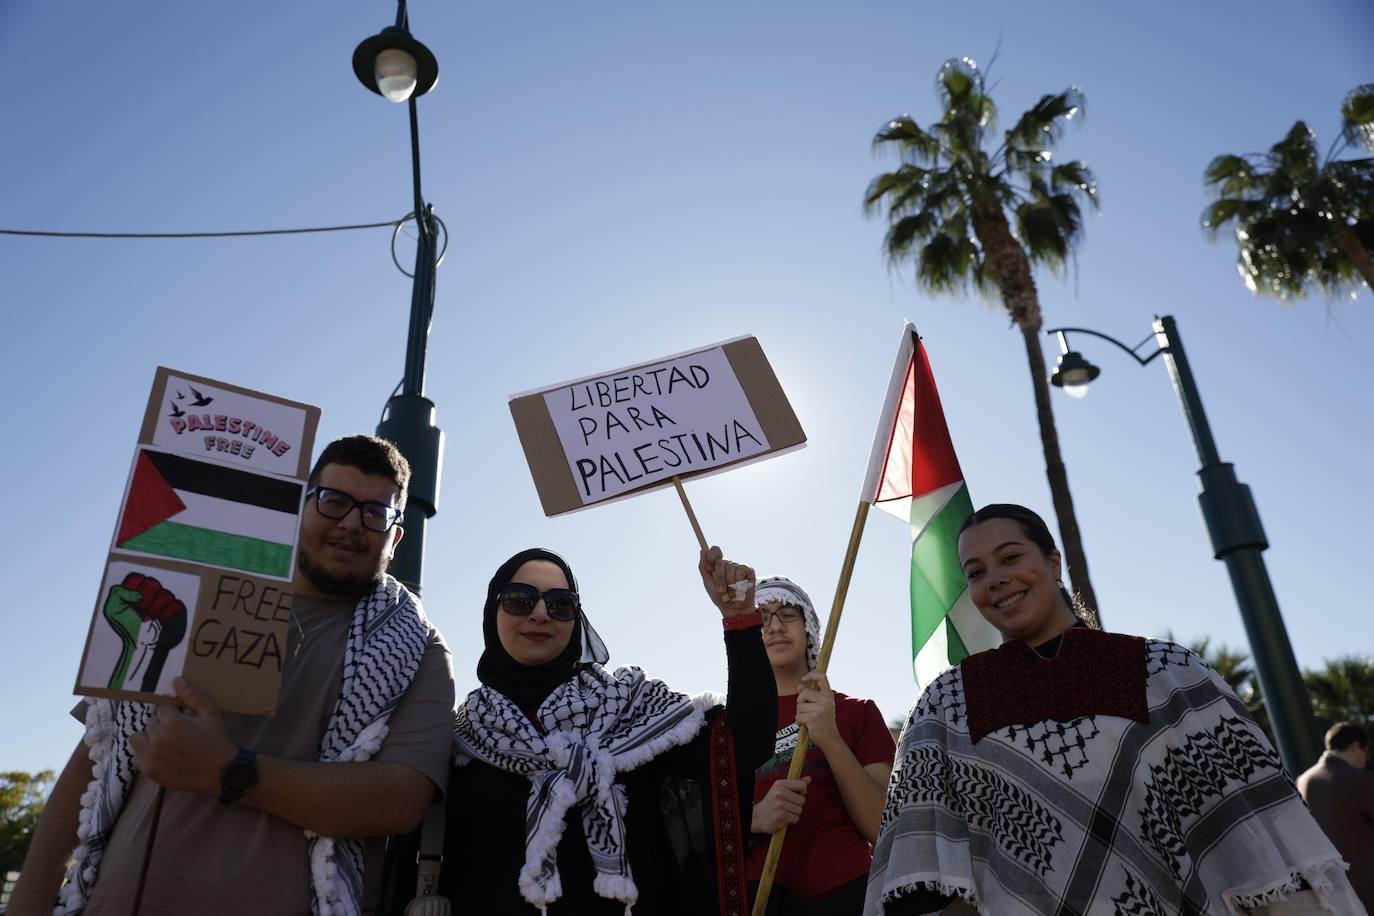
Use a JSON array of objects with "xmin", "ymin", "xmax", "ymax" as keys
[{"xmin": 511, "ymin": 336, "xmax": 806, "ymax": 516}]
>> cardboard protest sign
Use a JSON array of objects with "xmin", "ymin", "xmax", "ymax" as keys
[
  {"xmin": 75, "ymin": 368, "xmax": 319, "ymax": 714},
  {"xmin": 510, "ymin": 336, "xmax": 805, "ymax": 516}
]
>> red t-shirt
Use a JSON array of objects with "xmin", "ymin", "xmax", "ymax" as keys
[{"xmin": 747, "ymin": 691, "xmax": 896, "ymax": 900}]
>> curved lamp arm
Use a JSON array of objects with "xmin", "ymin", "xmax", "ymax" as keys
[{"xmin": 1046, "ymin": 326, "xmax": 1166, "ymax": 366}]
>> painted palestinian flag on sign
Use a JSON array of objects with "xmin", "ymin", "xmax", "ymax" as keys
[
  {"xmin": 860, "ymin": 324, "xmax": 1000, "ymax": 688},
  {"xmin": 113, "ymin": 448, "xmax": 303, "ymax": 579}
]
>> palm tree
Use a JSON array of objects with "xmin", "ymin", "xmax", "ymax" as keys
[
  {"xmin": 1203, "ymin": 84, "xmax": 1374, "ymax": 301},
  {"xmin": 1304, "ymin": 655, "xmax": 1374, "ymax": 733},
  {"xmin": 865, "ymin": 57, "xmax": 1101, "ymax": 617}
]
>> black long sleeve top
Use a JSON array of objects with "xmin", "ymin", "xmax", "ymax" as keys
[{"xmin": 422, "ymin": 624, "xmax": 774, "ymax": 915}]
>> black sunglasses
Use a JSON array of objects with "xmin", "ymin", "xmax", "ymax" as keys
[{"xmin": 497, "ymin": 583, "xmax": 581, "ymax": 621}]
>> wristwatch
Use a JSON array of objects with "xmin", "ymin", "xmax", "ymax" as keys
[{"xmin": 218, "ymin": 748, "xmax": 259, "ymax": 804}]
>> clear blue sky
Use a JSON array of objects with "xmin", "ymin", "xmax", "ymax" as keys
[{"xmin": 3, "ymin": 1, "xmax": 1371, "ymax": 774}]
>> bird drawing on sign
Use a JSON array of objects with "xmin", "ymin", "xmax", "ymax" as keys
[
  {"xmin": 175, "ymin": 390, "xmax": 186, "ymax": 400},
  {"xmin": 168, "ymin": 401, "xmax": 185, "ymax": 418},
  {"xmin": 189, "ymin": 386, "xmax": 214, "ymax": 407}
]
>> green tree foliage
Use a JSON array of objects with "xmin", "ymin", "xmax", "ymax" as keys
[
  {"xmin": 1, "ymin": 770, "xmax": 55, "ymax": 875},
  {"xmin": 1203, "ymin": 84, "xmax": 1374, "ymax": 302},
  {"xmin": 1168, "ymin": 630, "xmax": 1374, "ymax": 759},
  {"xmin": 864, "ymin": 57, "xmax": 1102, "ymax": 619},
  {"xmin": 1304, "ymin": 656, "xmax": 1374, "ymax": 737}
]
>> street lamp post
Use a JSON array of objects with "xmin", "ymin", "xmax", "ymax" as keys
[
  {"xmin": 1047, "ymin": 315, "xmax": 1322, "ymax": 776},
  {"xmin": 353, "ymin": 3, "xmax": 444, "ymax": 594}
]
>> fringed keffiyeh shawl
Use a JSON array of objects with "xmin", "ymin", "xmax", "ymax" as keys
[
  {"xmin": 866, "ymin": 632, "xmax": 1364, "ymax": 915},
  {"xmin": 58, "ymin": 575, "xmax": 431, "ymax": 916},
  {"xmin": 452, "ymin": 664, "xmax": 707, "ymax": 913}
]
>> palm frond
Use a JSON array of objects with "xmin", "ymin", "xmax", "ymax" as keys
[
  {"xmin": 863, "ymin": 165, "xmax": 929, "ymax": 213},
  {"xmin": 882, "ymin": 210, "xmax": 942, "ymax": 261},
  {"xmin": 1049, "ymin": 160, "xmax": 1099, "ymax": 205},
  {"xmin": 1202, "ymin": 154, "xmax": 1263, "ymax": 196},
  {"xmin": 1201, "ymin": 198, "xmax": 1244, "ymax": 234},
  {"xmin": 1271, "ymin": 121, "xmax": 1319, "ymax": 184},
  {"xmin": 1004, "ymin": 87, "xmax": 1085, "ymax": 153},
  {"xmin": 915, "ymin": 232, "xmax": 980, "ymax": 293},
  {"xmin": 1341, "ymin": 83, "xmax": 1374, "ymax": 152},
  {"xmin": 1016, "ymin": 194, "xmax": 1083, "ymax": 271},
  {"xmin": 871, "ymin": 116, "xmax": 941, "ymax": 165},
  {"xmin": 934, "ymin": 58, "xmax": 985, "ymax": 112}
]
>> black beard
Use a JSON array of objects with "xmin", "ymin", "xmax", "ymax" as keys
[{"xmin": 297, "ymin": 545, "xmax": 388, "ymax": 597}]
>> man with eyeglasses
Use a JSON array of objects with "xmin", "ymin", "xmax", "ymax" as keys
[
  {"xmin": 11, "ymin": 435, "xmax": 455, "ymax": 916},
  {"xmin": 748, "ymin": 577, "xmax": 896, "ymax": 916}
]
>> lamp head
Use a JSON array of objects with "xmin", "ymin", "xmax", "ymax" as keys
[
  {"xmin": 352, "ymin": 26, "xmax": 438, "ymax": 102},
  {"xmin": 1050, "ymin": 350, "xmax": 1100, "ymax": 399}
]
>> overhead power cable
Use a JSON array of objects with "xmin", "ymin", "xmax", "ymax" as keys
[{"xmin": 0, "ymin": 219, "xmax": 400, "ymax": 240}]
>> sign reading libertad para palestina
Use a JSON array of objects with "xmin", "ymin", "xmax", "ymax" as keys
[
  {"xmin": 510, "ymin": 336, "xmax": 806, "ymax": 516},
  {"xmin": 74, "ymin": 367, "xmax": 320, "ymax": 715}
]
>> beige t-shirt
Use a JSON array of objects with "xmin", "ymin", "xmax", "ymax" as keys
[{"xmin": 76, "ymin": 593, "xmax": 454, "ymax": 916}]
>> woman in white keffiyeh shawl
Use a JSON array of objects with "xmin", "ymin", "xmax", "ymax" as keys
[
  {"xmin": 866, "ymin": 504, "xmax": 1364, "ymax": 916},
  {"xmin": 433, "ymin": 547, "xmax": 776, "ymax": 916}
]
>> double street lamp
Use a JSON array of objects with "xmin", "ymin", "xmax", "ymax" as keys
[
  {"xmin": 1047, "ymin": 316, "xmax": 1322, "ymax": 775},
  {"xmin": 352, "ymin": 2, "xmax": 444, "ymax": 594}
]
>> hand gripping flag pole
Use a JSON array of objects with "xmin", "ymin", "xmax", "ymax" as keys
[
  {"xmin": 749, "ymin": 499, "xmax": 870, "ymax": 916},
  {"xmin": 751, "ymin": 323, "xmax": 994, "ymax": 914}
]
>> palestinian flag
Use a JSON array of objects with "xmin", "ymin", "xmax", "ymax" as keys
[
  {"xmin": 860, "ymin": 324, "xmax": 1000, "ymax": 688},
  {"xmin": 114, "ymin": 448, "xmax": 302, "ymax": 579}
]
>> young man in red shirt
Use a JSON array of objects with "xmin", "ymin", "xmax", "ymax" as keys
[{"xmin": 749, "ymin": 577, "xmax": 896, "ymax": 914}]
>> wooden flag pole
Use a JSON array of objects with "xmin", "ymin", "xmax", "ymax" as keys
[
  {"xmin": 672, "ymin": 476, "xmax": 708, "ymax": 550},
  {"xmin": 751, "ymin": 499, "xmax": 872, "ymax": 916}
]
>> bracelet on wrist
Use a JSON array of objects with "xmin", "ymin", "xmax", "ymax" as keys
[{"xmin": 722, "ymin": 610, "xmax": 764, "ymax": 631}]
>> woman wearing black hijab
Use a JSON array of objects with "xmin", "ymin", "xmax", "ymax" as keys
[{"xmin": 407, "ymin": 545, "xmax": 774, "ymax": 915}]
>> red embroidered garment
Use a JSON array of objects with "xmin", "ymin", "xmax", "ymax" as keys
[
  {"xmin": 960, "ymin": 627, "xmax": 1149, "ymax": 744},
  {"xmin": 709, "ymin": 713, "xmax": 748, "ymax": 916}
]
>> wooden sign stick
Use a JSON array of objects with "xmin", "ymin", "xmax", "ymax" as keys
[
  {"xmin": 750, "ymin": 499, "xmax": 871, "ymax": 916},
  {"xmin": 672, "ymin": 476, "xmax": 708, "ymax": 550}
]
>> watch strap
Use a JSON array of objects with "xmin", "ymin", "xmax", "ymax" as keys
[{"xmin": 218, "ymin": 747, "xmax": 259, "ymax": 804}]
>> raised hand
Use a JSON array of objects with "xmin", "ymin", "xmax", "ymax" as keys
[
  {"xmin": 129, "ymin": 678, "xmax": 237, "ymax": 796},
  {"xmin": 750, "ymin": 777, "xmax": 809, "ymax": 834},
  {"xmin": 698, "ymin": 546, "xmax": 756, "ymax": 617}
]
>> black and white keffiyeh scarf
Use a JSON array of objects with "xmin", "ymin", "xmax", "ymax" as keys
[
  {"xmin": 865, "ymin": 637, "xmax": 1365, "ymax": 915},
  {"xmin": 58, "ymin": 575, "xmax": 431, "ymax": 916},
  {"xmin": 452, "ymin": 664, "xmax": 707, "ymax": 913},
  {"xmin": 755, "ymin": 576, "xmax": 819, "ymax": 671}
]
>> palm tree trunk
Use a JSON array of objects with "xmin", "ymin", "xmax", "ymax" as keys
[
  {"xmin": 1338, "ymin": 226, "xmax": 1374, "ymax": 294},
  {"xmin": 970, "ymin": 205, "xmax": 1102, "ymax": 624}
]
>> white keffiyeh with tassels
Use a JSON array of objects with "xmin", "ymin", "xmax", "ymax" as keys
[
  {"xmin": 452, "ymin": 665, "xmax": 707, "ymax": 914},
  {"xmin": 57, "ymin": 575, "xmax": 431, "ymax": 916}
]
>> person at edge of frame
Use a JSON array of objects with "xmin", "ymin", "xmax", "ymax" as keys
[
  {"xmin": 9, "ymin": 435, "xmax": 455, "ymax": 916},
  {"xmin": 866, "ymin": 503, "xmax": 1365, "ymax": 916},
  {"xmin": 1298, "ymin": 720, "xmax": 1374, "ymax": 910}
]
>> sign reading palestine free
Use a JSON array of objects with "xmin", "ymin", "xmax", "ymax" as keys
[{"xmin": 74, "ymin": 367, "xmax": 320, "ymax": 714}]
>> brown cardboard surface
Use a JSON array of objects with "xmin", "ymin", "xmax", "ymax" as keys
[
  {"xmin": 510, "ymin": 335, "xmax": 805, "ymax": 516},
  {"xmin": 138, "ymin": 365, "xmax": 321, "ymax": 479},
  {"xmin": 74, "ymin": 559, "xmax": 291, "ymax": 714},
  {"xmin": 78, "ymin": 367, "xmax": 318, "ymax": 714},
  {"xmin": 510, "ymin": 389, "xmax": 584, "ymax": 517}
]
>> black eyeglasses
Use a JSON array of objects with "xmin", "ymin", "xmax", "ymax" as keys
[
  {"xmin": 497, "ymin": 583, "xmax": 581, "ymax": 621},
  {"xmin": 306, "ymin": 486, "xmax": 404, "ymax": 533},
  {"xmin": 759, "ymin": 605, "xmax": 804, "ymax": 626}
]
